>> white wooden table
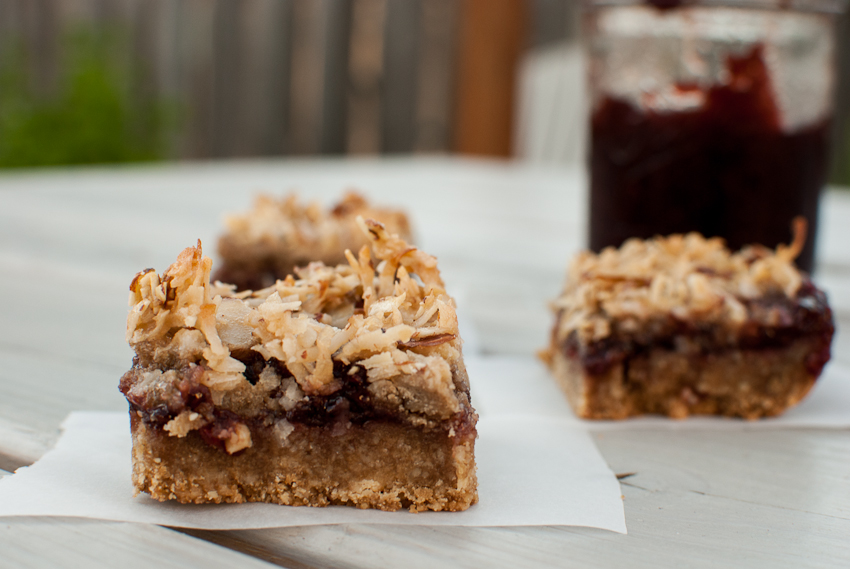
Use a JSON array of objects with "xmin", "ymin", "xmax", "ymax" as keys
[{"xmin": 1, "ymin": 158, "xmax": 849, "ymax": 568}]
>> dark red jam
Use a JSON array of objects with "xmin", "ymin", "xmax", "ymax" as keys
[
  {"xmin": 589, "ymin": 45, "xmax": 830, "ymax": 272},
  {"xmin": 121, "ymin": 351, "xmax": 476, "ymax": 453},
  {"xmin": 562, "ymin": 280, "xmax": 834, "ymax": 377},
  {"xmin": 644, "ymin": 0, "xmax": 686, "ymax": 9}
]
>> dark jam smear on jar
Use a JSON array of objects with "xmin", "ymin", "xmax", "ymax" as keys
[{"xmin": 589, "ymin": 44, "xmax": 830, "ymax": 272}]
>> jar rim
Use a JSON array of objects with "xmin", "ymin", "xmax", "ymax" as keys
[{"xmin": 585, "ymin": 0, "xmax": 847, "ymax": 14}]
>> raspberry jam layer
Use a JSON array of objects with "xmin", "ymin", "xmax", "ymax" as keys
[
  {"xmin": 561, "ymin": 280, "xmax": 834, "ymax": 377},
  {"xmin": 120, "ymin": 353, "xmax": 476, "ymax": 453}
]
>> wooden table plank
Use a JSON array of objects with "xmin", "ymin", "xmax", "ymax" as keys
[
  {"xmin": 1, "ymin": 159, "xmax": 849, "ymax": 568},
  {"xmin": 0, "ymin": 468, "xmax": 279, "ymax": 569},
  {"xmin": 179, "ymin": 431, "xmax": 850, "ymax": 569},
  {"xmin": 0, "ymin": 518, "xmax": 280, "ymax": 569}
]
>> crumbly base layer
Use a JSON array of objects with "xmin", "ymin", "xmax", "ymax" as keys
[
  {"xmin": 130, "ymin": 414, "xmax": 478, "ymax": 512},
  {"xmin": 550, "ymin": 338, "xmax": 822, "ymax": 419}
]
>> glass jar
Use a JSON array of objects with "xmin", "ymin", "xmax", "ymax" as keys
[{"xmin": 585, "ymin": 0, "xmax": 846, "ymax": 271}]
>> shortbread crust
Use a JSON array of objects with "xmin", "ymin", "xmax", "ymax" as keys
[{"xmin": 121, "ymin": 218, "xmax": 477, "ymax": 511}]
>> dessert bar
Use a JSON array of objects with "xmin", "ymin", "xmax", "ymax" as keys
[
  {"xmin": 214, "ymin": 191, "xmax": 412, "ymax": 290},
  {"xmin": 120, "ymin": 218, "xmax": 477, "ymax": 511},
  {"xmin": 542, "ymin": 229, "xmax": 833, "ymax": 419}
]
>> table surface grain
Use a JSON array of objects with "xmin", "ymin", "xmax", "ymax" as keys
[{"xmin": 1, "ymin": 158, "xmax": 848, "ymax": 568}]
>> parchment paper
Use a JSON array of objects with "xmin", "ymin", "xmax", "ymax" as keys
[
  {"xmin": 6, "ymin": 352, "xmax": 835, "ymax": 530},
  {"xmin": 467, "ymin": 355, "xmax": 850, "ymax": 429},
  {"xmin": 0, "ymin": 411, "xmax": 627, "ymax": 532}
]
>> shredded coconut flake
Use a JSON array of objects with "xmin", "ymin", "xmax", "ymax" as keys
[
  {"xmin": 164, "ymin": 410, "xmax": 207, "ymax": 438},
  {"xmin": 551, "ymin": 232, "xmax": 808, "ymax": 345},
  {"xmin": 127, "ymin": 218, "xmax": 461, "ymax": 398},
  {"xmin": 217, "ymin": 191, "xmax": 412, "ymax": 282},
  {"xmin": 224, "ymin": 423, "xmax": 252, "ymax": 454}
]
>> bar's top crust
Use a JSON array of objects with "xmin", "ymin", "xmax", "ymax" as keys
[
  {"xmin": 127, "ymin": 218, "xmax": 462, "ymax": 416},
  {"xmin": 550, "ymin": 230, "xmax": 812, "ymax": 346},
  {"xmin": 219, "ymin": 190, "xmax": 411, "ymax": 261}
]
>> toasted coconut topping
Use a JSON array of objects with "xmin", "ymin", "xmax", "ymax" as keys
[
  {"xmin": 128, "ymin": 240, "xmax": 247, "ymax": 389},
  {"xmin": 219, "ymin": 190, "xmax": 411, "ymax": 265},
  {"xmin": 551, "ymin": 232, "xmax": 807, "ymax": 345},
  {"xmin": 128, "ymin": 218, "xmax": 460, "ymax": 400}
]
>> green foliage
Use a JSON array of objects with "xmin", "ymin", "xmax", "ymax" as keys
[{"xmin": 0, "ymin": 29, "xmax": 175, "ymax": 168}]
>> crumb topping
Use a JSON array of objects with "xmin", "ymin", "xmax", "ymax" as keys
[
  {"xmin": 551, "ymin": 230, "xmax": 808, "ymax": 345},
  {"xmin": 223, "ymin": 191, "xmax": 388, "ymax": 244},
  {"xmin": 128, "ymin": 218, "xmax": 461, "ymax": 412},
  {"xmin": 219, "ymin": 191, "xmax": 411, "ymax": 268}
]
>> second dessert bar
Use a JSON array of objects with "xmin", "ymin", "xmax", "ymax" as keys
[
  {"xmin": 542, "ymin": 231, "xmax": 833, "ymax": 420},
  {"xmin": 215, "ymin": 191, "xmax": 412, "ymax": 290}
]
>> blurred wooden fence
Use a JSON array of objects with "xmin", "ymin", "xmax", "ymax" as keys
[
  {"xmin": 0, "ymin": 0, "xmax": 847, "ymax": 175},
  {"xmin": 0, "ymin": 0, "xmax": 575, "ymax": 161}
]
